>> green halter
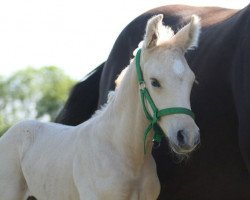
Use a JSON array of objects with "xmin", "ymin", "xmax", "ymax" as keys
[{"xmin": 135, "ymin": 49, "xmax": 195, "ymax": 154}]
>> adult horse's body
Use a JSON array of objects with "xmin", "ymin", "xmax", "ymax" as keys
[
  {"xmin": 56, "ymin": 4, "xmax": 250, "ymax": 200},
  {"xmin": 0, "ymin": 15, "xmax": 200, "ymax": 200}
]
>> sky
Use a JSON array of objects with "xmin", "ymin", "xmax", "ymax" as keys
[{"xmin": 0, "ymin": 0, "xmax": 249, "ymax": 81}]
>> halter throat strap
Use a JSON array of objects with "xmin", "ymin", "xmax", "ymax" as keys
[{"xmin": 135, "ymin": 48, "xmax": 195, "ymax": 154}]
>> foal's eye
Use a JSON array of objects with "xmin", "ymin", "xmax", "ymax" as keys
[{"xmin": 150, "ymin": 78, "xmax": 161, "ymax": 88}]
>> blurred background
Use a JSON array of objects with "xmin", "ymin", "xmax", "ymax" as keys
[{"xmin": 0, "ymin": 0, "xmax": 249, "ymax": 135}]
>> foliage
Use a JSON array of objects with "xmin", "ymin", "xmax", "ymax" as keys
[{"xmin": 0, "ymin": 66, "xmax": 76, "ymax": 136}]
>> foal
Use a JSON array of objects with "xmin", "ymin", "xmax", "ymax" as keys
[{"xmin": 0, "ymin": 14, "xmax": 200, "ymax": 200}]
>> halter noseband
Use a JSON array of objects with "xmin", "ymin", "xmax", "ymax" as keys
[{"xmin": 135, "ymin": 49, "xmax": 195, "ymax": 154}]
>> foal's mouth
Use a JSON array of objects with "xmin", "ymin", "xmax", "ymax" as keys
[{"xmin": 169, "ymin": 142, "xmax": 197, "ymax": 155}]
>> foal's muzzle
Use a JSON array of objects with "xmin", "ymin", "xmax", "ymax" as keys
[{"xmin": 171, "ymin": 129, "xmax": 200, "ymax": 154}]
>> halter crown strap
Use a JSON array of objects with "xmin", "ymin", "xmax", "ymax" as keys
[{"xmin": 135, "ymin": 48, "xmax": 195, "ymax": 154}]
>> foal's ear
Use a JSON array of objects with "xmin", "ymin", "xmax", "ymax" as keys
[
  {"xmin": 173, "ymin": 15, "xmax": 201, "ymax": 52},
  {"xmin": 143, "ymin": 14, "xmax": 164, "ymax": 49}
]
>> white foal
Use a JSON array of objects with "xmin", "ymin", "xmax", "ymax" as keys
[{"xmin": 0, "ymin": 14, "xmax": 200, "ymax": 200}]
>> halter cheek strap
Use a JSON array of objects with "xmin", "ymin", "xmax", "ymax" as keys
[{"xmin": 135, "ymin": 49, "xmax": 195, "ymax": 154}]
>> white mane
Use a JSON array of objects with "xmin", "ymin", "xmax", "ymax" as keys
[
  {"xmin": 92, "ymin": 66, "xmax": 129, "ymax": 118},
  {"xmin": 92, "ymin": 90, "xmax": 117, "ymax": 118}
]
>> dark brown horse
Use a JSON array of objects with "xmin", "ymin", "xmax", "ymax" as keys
[{"xmin": 55, "ymin": 4, "xmax": 250, "ymax": 200}]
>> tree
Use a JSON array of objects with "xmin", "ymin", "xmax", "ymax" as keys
[{"xmin": 0, "ymin": 66, "xmax": 76, "ymax": 136}]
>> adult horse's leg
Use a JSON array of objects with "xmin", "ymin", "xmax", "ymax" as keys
[
  {"xmin": 0, "ymin": 127, "xmax": 27, "ymax": 199},
  {"xmin": 232, "ymin": 40, "xmax": 250, "ymax": 173},
  {"xmin": 27, "ymin": 196, "xmax": 37, "ymax": 200},
  {"xmin": 55, "ymin": 62, "xmax": 104, "ymax": 125}
]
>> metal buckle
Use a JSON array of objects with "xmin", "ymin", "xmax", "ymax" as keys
[{"xmin": 139, "ymin": 81, "xmax": 146, "ymax": 90}]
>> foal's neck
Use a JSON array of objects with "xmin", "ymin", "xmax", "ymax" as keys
[{"xmin": 107, "ymin": 60, "xmax": 154, "ymax": 165}]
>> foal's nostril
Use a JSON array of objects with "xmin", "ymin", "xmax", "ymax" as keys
[{"xmin": 177, "ymin": 130, "xmax": 185, "ymax": 145}]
